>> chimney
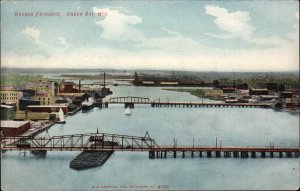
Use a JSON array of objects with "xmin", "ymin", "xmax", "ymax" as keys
[
  {"xmin": 79, "ymin": 80, "xmax": 81, "ymax": 93},
  {"xmin": 104, "ymin": 72, "xmax": 106, "ymax": 88}
]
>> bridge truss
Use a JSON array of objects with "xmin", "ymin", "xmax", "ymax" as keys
[
  {"xmin": 1, "ymin": 132, "xmax": 159, "ymax": 151},
  {"xmin": 107, "ymin": 96, "xmax": 151, "ymax": 104}
]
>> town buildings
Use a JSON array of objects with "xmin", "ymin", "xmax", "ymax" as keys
[
  {"xmin": 0, "ymin": 88, "xmax": 23, "ymax": 111},
  {"xmin": 26, "ymin": 81, "xmax": 56, "ymax": 105}
]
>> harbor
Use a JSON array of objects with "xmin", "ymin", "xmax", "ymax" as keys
[
  {"xmin": 1, "ymin": 0, "xmax": 299, "ymax": 189},
  {"xmin": 1, "ymin": 87, "xmax": 299, "ymax": 190}
]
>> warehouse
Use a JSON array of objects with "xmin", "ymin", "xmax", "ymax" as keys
[{"xmin": 1, "ymin": 120, "xmax": 30, "ymax": 137}]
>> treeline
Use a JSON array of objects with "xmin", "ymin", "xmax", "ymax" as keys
[{"xmin": 0, "ymin": 74, "xmax": 48, "ymax": 88}]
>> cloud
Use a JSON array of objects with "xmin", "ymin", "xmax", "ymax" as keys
[
  {"xmin": 22, "ymin": 27, "xmax": 41, "ymax": 42},
  {"xmin": 6, "ymin": 7, "xmax": 297, "ymax": 72},
  {"xmin": 204, "ymin": 5, "xmax": 299, "ymax": 49},
  {"xmin": 57, "ymin": 37, "xmax": 71, "ymax": 49},
  {"xmin": 204, "ymin": 33, "xmax": 234, "ymax": 39},
  {"xmin": 93, "ymin": 8, "xmax": 201, "ymax": 55},
  {"xmin": 288, "ymin": 12, "xmax": 299, "ymax": 40},
  {"xmin": 21, "ymin": 26, "xmax": 71, "ymax": 56},
  {"xmin": 204, "ymin": 5, "xmax": 255, "ymax": 40},
  {"xmin": 93, "ymin": 7, "xmax": 144, "ymax": 41},
  {"xmin": 2, "ymin": 41, "xmax": 298, "ymax": 72}
]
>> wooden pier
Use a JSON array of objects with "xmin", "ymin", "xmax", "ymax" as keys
[
  {"xmin": 148, "ymin": 146, "xmax": 299, "ymax": 159},
  {"xmin": 150, "ymin": 102, "xmax": 271, "ymax": 108}
]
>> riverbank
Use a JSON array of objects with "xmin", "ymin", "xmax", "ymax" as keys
[{"xmin": 1, "ymin": 122, "xmax": 54, "ymax": 146}]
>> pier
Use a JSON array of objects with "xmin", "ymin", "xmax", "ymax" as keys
[
  {"xmin": 150, "ymin": 102, "xmax": 271, "ymax": 108},
  {"xmin": 148, "ymin": 146, "xmax": 299, "ymax": 159}
]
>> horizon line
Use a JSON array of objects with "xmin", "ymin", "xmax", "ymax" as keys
[{"xmin": 1, "ymin": 67, "xmax": 299, "ymax": 73}]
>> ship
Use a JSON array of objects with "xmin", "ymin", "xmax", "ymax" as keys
[{"xmin": 81, "ymin": 93, "xmax": 94, "ymax": 111}]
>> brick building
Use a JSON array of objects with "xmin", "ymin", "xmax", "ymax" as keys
[{"xmin": 1, "ymin": 120, "xmax": 30, "ymax": 137}]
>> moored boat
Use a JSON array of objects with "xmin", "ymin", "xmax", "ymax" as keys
[
  {"xmin": 82, "ymin": 97, "xmax": 94, "ymax": 111},
  {"xmin": 56, "ymin": 108, "xmax": 66, "ymax": 124}
]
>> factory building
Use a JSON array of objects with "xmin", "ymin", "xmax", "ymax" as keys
[
  {"xmin": 1, "ymin": 104, "xmax": 16, "ymax": 120},
  {"xmin": 1, "ymin": 120, "xmax": 30, "ymax": 137}
]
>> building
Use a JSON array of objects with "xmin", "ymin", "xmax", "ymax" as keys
[
  {"xmin": 1, "ymin": 120, "xmax": 30, "ymax": 137},
  {"xmin": 15, "ymin": 105, "xmax": 67, "ymax": 120},
  {"xmin": 1, "ymin": 104, "xmax": 16, "ymax": 120},
  {"xmin": 281, "ymin": 91, "xmax": 293, "ymax": 98},
  {"xmin": 249, "ymin": 89, "xmax": 269, "ymax": 96},
  {"xmin": 0, "ymin": 89, "xmax": 23, "ymax": 111},
  {"xmin": 141, "ymin": 81, "xmax": 155, "ymax": 85},
  {"xmin": 60, "ymin": 81, "xmax": 80, "ymax": 93},
  {"xmin": 204, "ymin": 89, "xmax": 223, "ymax": 97},
  {"xmin": 221, "ymin": 87, "xmax": 236, "ymax": 93},
  {"xmin": 26, "ymin": 81, "xmax": 56, "ymax": 105},
  {"xmin": 285, "ymin": 98, "xmax": 300, "ymax": 108},
  {"xmin": 160, "ymin": 82, "xmax": 179, "ymax": 86},
  {"xmin": 26, "ymin": 105, "xmax": 68, "ymax": 114},
  {"xmin": 19, "ymin": 98, "xmax": 40, "ymax": 111}
]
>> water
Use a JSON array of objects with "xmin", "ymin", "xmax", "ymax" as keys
[{"xmin": 1, "ymin": 86, "xmax": 299, "ymax": 191}]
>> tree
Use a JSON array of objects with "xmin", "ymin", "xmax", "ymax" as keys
[{"xmin": 213, "ymin": 80, "xmax": 220, "ymax": 87}]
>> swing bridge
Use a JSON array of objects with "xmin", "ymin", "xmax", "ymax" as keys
[{"xmin": 1, "ymin": 132, "xmax": 299, "ymax": 159}]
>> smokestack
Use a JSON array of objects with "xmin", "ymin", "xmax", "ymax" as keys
[
  {"xmin": 79, "ymin": 80, "xmax": 81, "ymax": 93},
  {"xmin": 104, "ymin": 72, "xmax": 106, "ymax": 88}
]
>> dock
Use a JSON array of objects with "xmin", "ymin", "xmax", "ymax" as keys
[
  {"xmin": 69, "ymin": 151, "xmax": 113, "ymax": 170},
  {"xmin": 67, "ymin": 106, "xmax": 81, "ymax": 116},
  {"xmin": 2, "ymin": 122, "xmax": 54, "ymax": 146},
  {"xmin": 150, "ymin": 102, "xmax": 271, "ymax": 108},
  {"xmin": 149, "ymin": 146, "xmax": 300, "ymax": 159}
]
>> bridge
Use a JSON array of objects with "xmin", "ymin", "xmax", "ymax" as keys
[
  {"xmin": 2, "ymin": 132, "xmax": 299, "ymax": 159},
  {"xmin": 102, "ymin": 96, "xmax": 271, "ymax": 109},
  {"xmin": 1, "ymin": 132, "xmax": 157, "ymax": 152},
  {"xmin": 106, "ymin": 96, "xmax": 151, "ymax": 108}
]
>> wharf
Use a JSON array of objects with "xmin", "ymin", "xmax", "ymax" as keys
[
  {"xmin": 67, "ymin": 106, "xmax": 81, "ymax": 116},
  {"xmin": 2, "ymin": 122, "xmax": 54, "ymax": 146},
  {"xmin": 149, "ymin": 146, "xmax": 300, "ymax": 159},
  {"xmin": 70, "ymin": 151, "xmax": 113, "ymax": 170},
  {"xmin": 21, "ymin": 122, "xmax": 54, "ymax": 137}
]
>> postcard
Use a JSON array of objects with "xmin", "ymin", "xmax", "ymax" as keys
[{"xmin": 1, "ymin": 0, "xmax": 299, "ymax": 191}]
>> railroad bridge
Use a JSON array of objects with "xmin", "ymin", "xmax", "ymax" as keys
[
  {"xmin": 2, "ymin": 132, "xmax": 299, "ymax": 159},
  {"xmin": 106, "ymin": 96, "xmax": 151, "ymax": 108},
  {"xmin": 103, "ymin": 96, "xmax": 271, "ymax": 109}
]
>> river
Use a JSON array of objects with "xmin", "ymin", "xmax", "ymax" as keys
[{"xmin": 1, "ymin": 86, "xmax": 299, "ymax": 191}]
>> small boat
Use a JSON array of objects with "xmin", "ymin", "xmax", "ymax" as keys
[
  {"xmin": 56, "ymin": 108, "xmax": 66, "ymax": 124},
  {"xmin": 124, "ymin": 107, "xmax": 131, "ymax": 115}
]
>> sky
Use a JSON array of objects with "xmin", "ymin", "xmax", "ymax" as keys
[{"xmin": 1, "ymin": 0, "xmax": 299, "ymax": 72}]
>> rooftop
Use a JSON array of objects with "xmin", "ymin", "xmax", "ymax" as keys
[
  {"xmin": 0, "ymin": 104, "xmax": 15, "ymax": 108},
  {"xmin": 1, "ymin": 120, "xmax": 30, "ymax": 128},
  {"xmin": 27, "ymin": 105, "xmax": 67, "ymax": 108}
]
